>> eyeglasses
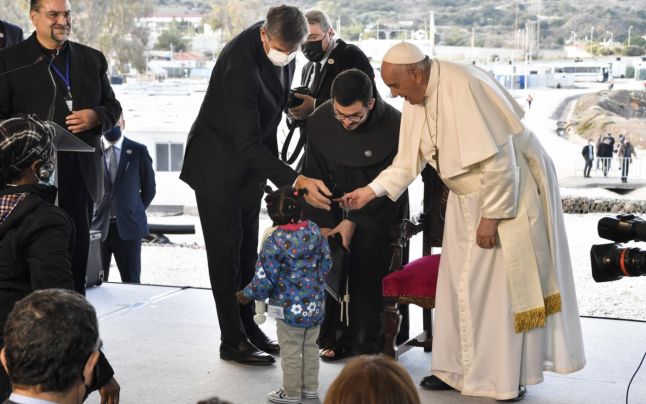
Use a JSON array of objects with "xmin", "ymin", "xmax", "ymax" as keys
[
  {"xmin": 333, "ymin": 107, "xmax": 368, "ymax": 123},
  {"xmin": 39, "ymin": 10, "xmax": 72, "ymax": 21}
]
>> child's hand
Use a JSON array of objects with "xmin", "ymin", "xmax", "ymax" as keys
[{"xmin": 236, "ymin": 291, "xmax": 252, "ymax": 305}]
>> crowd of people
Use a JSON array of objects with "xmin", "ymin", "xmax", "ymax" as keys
[
  {"xmin": 0, "ymin": 1, "xmax": 588, "ymax": 403},
  {"xmin": 582, "ymin": 133, "xmax": 638, "ymax": 182}
]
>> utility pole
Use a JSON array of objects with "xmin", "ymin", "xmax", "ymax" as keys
[
  {"xmin": 628, "ymin": 26, "xmax": 633, "ymax": 46},
  {"xmin": 536, "ymin": 0, "xmax": 541, "ymax": 55},
  {"xmin": 429, "ymin": 12, "xmax": 436, "ymax": 56},
  {"xmin": 590, "ymin": 26, "xmax": 594, "ymax": 43}
]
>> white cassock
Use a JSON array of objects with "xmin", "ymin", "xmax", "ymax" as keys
[{"xmin": 371, "ymin": 60, "xmax": 586, "ymax": 400}]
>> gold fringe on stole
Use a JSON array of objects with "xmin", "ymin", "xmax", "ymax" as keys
[
  {"xmin": 513, "ymin": 293, "xmax": 562, "ymax": 333},
  {"xmin": 544, "ymin": 293, "xmax": 562, "ymax": 316},
  {"xmin": 514, "ymin": 307, "xmax": 546, "ymax": 333}
]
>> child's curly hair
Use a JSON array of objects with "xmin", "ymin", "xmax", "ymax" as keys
[{"xmin": 264, "ymin": 185, "xmax": 307, "ymax": 226}]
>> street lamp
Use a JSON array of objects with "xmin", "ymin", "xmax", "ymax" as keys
[
  {"xmin": 628, "ymin": 26, "xmax": 633, "ymax": 47},
  {"xmin": 590, "ymin": 26, "xmax": 594, "ymax": 43},
  {"xmin": 570, "ymin": 31, "xmax": 577, "ymax": 44},
  {"xmin": 606, "ymin": 31, "xmax": 613, "ymax": 44}
]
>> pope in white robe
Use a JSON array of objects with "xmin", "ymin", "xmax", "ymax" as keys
[{"xmin": 341, "ymin": 42, "xmax": 586, "ymax": 401}]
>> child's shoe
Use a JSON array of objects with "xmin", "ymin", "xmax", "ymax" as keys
[
  {"xmin": 302, "ymin": 390, "xmax": 318, "ymax": 399},
  {"xmin": 267, "ymin": 388, "xmax": 301, "ymax": 404}
]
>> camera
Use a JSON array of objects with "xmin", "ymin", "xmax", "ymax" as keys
[
  {"xmin": 287, "ymin": 86, "xmax": 311, "ymax": 109},
  {"xmin": 590, "ymin": 214, "xmax": 646, "ymax": 282}
]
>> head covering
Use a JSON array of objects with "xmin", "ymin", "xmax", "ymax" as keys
[
  {"xmin": 382, "ymin": 42, "xmax": 426, "ymax": 64},
  {"xmin": 0, "ymin": 115, "xmax": 55, "ymax": 181}
]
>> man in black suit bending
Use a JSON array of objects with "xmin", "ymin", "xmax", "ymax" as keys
[
  {"xmin": 0, "ymin": 0, "xmax": 122, "ymax": 295},
  {"xmin": 0, "ymin": 20, "xmax": 23, "ymax": 49},
  {"xmin": 180, "ymin": 5, "xmax": 332, "ymax": 366}
]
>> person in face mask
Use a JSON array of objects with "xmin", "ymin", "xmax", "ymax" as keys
[
  {"xmin": 180, "ymin": 5, "xmax": 334, "ymax": 367},
  {"xmin": 0, "ymin": 115, "xmax": 119, "ymax": 402},
  {"xmin": 288, "ymin": 9, "xmax": 376, "ymax": 121},
  {"xmin": 91, "ymin": 114, "xmax": 156, "ymax": 285}
]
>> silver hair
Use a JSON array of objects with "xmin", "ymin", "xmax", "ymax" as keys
[
  {"xmin": 415, "ymin": 56, "xmax": 431, "ymax": 72},
  {"xmin": 305, "ymin": 9, "xmax": 332, "ymax": 32}
]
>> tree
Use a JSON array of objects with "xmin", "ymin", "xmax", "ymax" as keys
[
  {"xmin": 154, "ymin": 21, "xmax": 189, "ymax": 52},
  {"xmin": 207, "ymin": 0, "xmax": 264, "ymax": 43}
]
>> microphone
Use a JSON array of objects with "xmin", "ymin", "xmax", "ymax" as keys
[
  {"xmin": 45, "ymin": 52, "xmax": 58, "ymax": 122},
  {"xmin": 0, "ymin": 55, "xmax": 45, "ymax": 77}
]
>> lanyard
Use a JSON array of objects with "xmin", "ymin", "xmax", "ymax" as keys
[{"xmin": 50, "ymin": 52, "xmax": 71, "ymax": 94}]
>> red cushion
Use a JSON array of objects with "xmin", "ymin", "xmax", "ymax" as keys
[{"xmin": 382, "ymin": 254, "xmax": 440, "ymax": 298}]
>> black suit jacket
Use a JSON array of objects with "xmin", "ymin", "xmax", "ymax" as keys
[
  {"xmin": 301, "ymin": 39, "xmax": 375, "ymax": 106},
  {"xmin": 180, "ymin": 22, "xmax": 298, "ymax": 203},
  {"xmin": 581, "ymin": 144, "xmax": 594, "ymax": 160},
  {"xmin": 0, "ymin": 33, "xmax": 122, "ymax": 202},
  {"xmin": 0, "ymin": 20, "xmax": 23, "ymax": 49},
  {"xmin": 92, "ymin": 137, "xmax": 156, "ymax": 241}
]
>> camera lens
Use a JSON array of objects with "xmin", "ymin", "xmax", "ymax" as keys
[{"xmin": 590, "ymin": 243, "xmax": 646, "ymax": 282}]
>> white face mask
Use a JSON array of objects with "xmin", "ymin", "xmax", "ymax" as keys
[{"xmin": 267, "ymin": 47, "xmax": 296, "ymax": 67}]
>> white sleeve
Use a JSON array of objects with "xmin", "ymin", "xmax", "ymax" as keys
[{"xmin": 479, "ymin": 138, "xmax": 519, "ymax": 219}]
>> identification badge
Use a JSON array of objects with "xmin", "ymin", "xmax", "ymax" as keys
[
  {"xmin": 267, "ymin": 304, "xmax": 284, "ymax": 319},
  {"xmin": 64, "ymin": 91, "xmax": 73, "ymax": 112}
]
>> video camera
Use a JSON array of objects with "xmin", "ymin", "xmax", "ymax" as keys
[
  {"xmin": 286, "ymin": 86, "xmax": 311, "ymax": 109},
  {"xmin": 590, "ymin": 214, "xmax": 646, "ymax": 282}
]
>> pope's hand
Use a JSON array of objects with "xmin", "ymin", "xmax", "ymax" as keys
[
  {"xmin": 476, "ymin": 217, "xmax": 499, "ymax": 249},
  {"xmin": 295, "ymin": 175, "xmax": 332, "ymax": 210},
  {"xmin": 336, "ymin": 186, "xmax": 376, "ymax": 211}
]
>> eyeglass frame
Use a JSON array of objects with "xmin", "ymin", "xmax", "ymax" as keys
[{"xmin": 332, "ymin": 104, "xmax": 369, "ymax": 123}]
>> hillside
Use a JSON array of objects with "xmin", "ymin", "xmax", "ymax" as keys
[{"xmin": 154, "ymin": 0, "xmax": 646, "ymax": 51}]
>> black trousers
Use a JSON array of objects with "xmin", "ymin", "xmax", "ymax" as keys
[
  {"xmin": 58, "ymin": 155, "xmax": 94, "ymax": 295},
  {"xmin": 196, "ymin": 190, "xmax": 264, "ymax": 346},
  {"xmin": 583, "ymin": 158, "xmax": 593, "ymax": 177},
  {"xmin": 318, "ymin": 222, "xmax": 409, "ymax": 354},
  {"xmin": 101, "ymin": 222, "xmax": 142, "ymax": 283}
]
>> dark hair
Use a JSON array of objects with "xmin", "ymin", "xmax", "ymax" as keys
[
  {"xmin": 3, "ymin": 289, "xmax": 100, "ymax": 393},
  {"xmin": 263, "ymin": 5, "xmax": 308, "ymax": 49},
  {"xmin": 30, "ymin": 0, "xmax": 41, "ymax": 11},
  {"xmin": 331, "ymin": 69, "xmax": 374, "ymax": 107},
  {"xmin": 324, "ymin": 355, "xmax": 421, "ymax": 404},
  {"xmin": 264, "ymin": 185, "xmax": 306, "ymax": 226}
]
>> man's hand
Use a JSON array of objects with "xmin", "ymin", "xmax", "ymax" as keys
[
  {"xmin": 288, "ymin": 93, "xmax": 316, "ymax": 120},
  {"xmin": 337, "ymin": 186, "xmax": 376, "ymax": 211},
  {"xmin": 329, "ymin": 219, "xmax": 356, "ymax": 250},
  {"xmin": 295, "ymin": 175, "xmax": 332, "ymax": 210},
  {"xmin": 236, "ymin": 290, "xmax": 252, "ymax": 305},
  {"xmin": 476, "ymin": 217, "xmax": 499, "ymax": 249},
  {"xmin": 98, "ymin": 377, "xmax": 120, "ymax": 404},
  {"xmin": 319, "ymin": 227, "xmax": 332, "ymax": 238},
  {"xmin": 66, "ymin": 109, "xmax": 100, "ymax": 133}
]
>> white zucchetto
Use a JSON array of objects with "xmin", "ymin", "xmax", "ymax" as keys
[{"xmin": 382, "ymin": 42, "xmax": 426, "ymax": 64}]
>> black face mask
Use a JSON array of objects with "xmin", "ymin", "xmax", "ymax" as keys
[
  {"xmin": 104, "ymin": 126, "xmax": 122, "ymax": 143},
  {"xmin": 302, "ymin": 39, "xmax": 325, "ymax": 62}
]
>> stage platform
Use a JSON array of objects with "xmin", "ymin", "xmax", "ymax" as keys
[{"xmin": 84, "ymin": 283, "xmax": 646, "ymax": 404}]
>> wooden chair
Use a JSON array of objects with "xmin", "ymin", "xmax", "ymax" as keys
[{"xmin": 382, "ymin": 165, "xmax": 448, "ymax": 359}]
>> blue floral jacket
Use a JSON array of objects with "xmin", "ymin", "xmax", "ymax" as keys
[{"xmin": 242, "ymin": 220, "xmax": 332, "ymax": 328}]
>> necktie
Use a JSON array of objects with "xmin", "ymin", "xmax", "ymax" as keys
[
  {"xmin": 108, "ymin": 145, "xmax": 118, "ymax": 184},
  {"xmin": 309, "ymin": 62, "xmax": 321, "ymax": 92}
]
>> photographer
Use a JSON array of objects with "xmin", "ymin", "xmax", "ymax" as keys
[{"xmin": 283, "ymin": 9, "xmax": 375, "ymax": 166}]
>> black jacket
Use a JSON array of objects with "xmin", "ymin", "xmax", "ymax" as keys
[
  {"xmin": 301, "ymin": 39, "xmax": 375, "ymax": 107},
  {"xmin": 0, "ymin": 184, "xmax": 114, "ymax": 392},
  {"xmin": 0, "ymin": 33, "xmax": 122, "ymax": 202},
  {"xmin": 180, "ymin": 22, "xmax": 298, "ymax": 203},
  {"xmin": 0, "ymin": 20, "xmax": 23, "ymax": 49}
]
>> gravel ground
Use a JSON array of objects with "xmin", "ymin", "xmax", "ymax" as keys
[{"xmin": 104, "ymin": 208, "xmax": 646, "ymax": 322}]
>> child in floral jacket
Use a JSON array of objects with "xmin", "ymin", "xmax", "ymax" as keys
[{"xmin": 238, "ymin": 186, "xmax": 332, "ymax": 404}]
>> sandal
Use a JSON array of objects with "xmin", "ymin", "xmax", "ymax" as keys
[{"xmin": 320, "ymin": 347, "xmax": 353, "ymax": 362}]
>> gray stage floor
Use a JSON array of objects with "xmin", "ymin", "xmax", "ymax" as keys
[{"xmin": 84, "ymin": 283, "xmax": 646, "ymax": 404}]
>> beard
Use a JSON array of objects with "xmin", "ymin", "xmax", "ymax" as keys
[{"xmin": 50, "ymin": 24, "xmax": 71, "ymax": 44}]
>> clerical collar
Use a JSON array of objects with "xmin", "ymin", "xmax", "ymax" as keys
[{"xmin": 36, "ymin": 39, "xmax": 69, "ymax": 57}]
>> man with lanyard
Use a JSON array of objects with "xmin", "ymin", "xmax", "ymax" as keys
[
  {"xmin": 284, "ymin": 9, "xmax": 375, "ymax": 166},
  {"xmin": 0, "ymin": 0, "xmax": 122, "ymax": 297}
]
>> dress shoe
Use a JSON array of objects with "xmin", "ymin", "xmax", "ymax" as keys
[
  {"xmin": 220, "ymin": 339, "xmax": 275, "ymax": 366},
  {"xmin": 249, "ymin": 333, "xmax": 280, "ymax": 355},
  {"xmin": 498, "ymin": 386, "xmax": 526, "ymax": 402},
  {"xmin": 420, "ymin": 375, "xmax": 454, "ymax": 391}
]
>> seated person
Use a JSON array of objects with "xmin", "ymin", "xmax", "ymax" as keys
[
  {"xmin": 302, "ymin": 69, "xmax": 409, "ymax": 360},
  {"xmin": 0, "ymin": 116, "xmax": 118, "ymax": 402},
  {"xmin": 324, "ymin": 355, "xmax": 420, "ymax": 404},
  {"xmin": 1, "ymin": 289, "xmax": 102, "ymax": 404}
]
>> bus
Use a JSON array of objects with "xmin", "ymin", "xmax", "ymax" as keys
[{"xmin": 552, "ymin": 62, "xmax": 611, "ymax": 82}]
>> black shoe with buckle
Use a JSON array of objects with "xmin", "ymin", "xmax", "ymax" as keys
[
  {"xmin": 420, "ymin": 375, "xmax": 454, "ymax": 391},
  {"xmin": 220, "ymin": 339, "xmax": 275, "ymax": 365}
]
